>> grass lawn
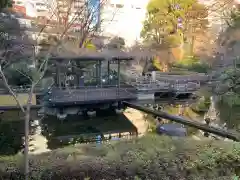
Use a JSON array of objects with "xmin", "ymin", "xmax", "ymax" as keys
[{"xmin": 0, "ymin": 135, "xmax": 239, "ymax": 180}]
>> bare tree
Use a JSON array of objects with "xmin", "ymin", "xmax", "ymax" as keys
[{"xmin": 0, "ymin": 0, "xmax": 113, "ymax": 179}]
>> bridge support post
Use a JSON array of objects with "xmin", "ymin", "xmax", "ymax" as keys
[
  {"xmin": 99, "ymin": 60, "xmax": 102, "ymax": 87},
  {"xmin": 117, "ymin": 60, "xmax": 120, "ymax": 88},
  {"xmin": 76, "ymin": 61, "xmax": 80, "ymax": 87},
  {"xmin": 107, "ymin": 60, "xmax": 110, "ymax": 85},
  {"xmin": 56, "ymin": 63, "xmax": 60, "ymax": 88}
]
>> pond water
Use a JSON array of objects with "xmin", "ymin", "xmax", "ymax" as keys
[
  {"xmin": 0, "ymin": 99, "xmax": 239, "ymax": 156},
  {"xmin": 217, "ymin": 102, "xmax": 240, "ymax": 131}
]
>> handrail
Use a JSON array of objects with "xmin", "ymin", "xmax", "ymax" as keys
[
  {"xmin": 123, "ymin": 101, "xmax": 240, "ymax": 141},
  {"xmin": 0, "ymin": 82, "xmax": 54, "ymax": 93},
  {"xmin": 48, "ymin": 86, "xmax": 137, "ymax": 102},
  {"xmin": 51, "ymin": 84, "xmax": 135, "ymax": 90}
]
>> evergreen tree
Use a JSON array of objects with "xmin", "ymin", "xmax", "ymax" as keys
[{"xmin": 0, "ymin": 0, "xmax": 12, "ymax": 10}]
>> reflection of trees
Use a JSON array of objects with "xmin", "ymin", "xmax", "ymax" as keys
[
  {"xmin": 0, "ymin": 120, "xmax": 24, "ymax": 155},
  {"xmin": 217, "ymin": 103, "xmax": 240, "ymax": 131}
]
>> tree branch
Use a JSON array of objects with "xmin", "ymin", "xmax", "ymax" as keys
[{"xmin": 0, "ymin": 65, "xmax": 25, "ymax": 112}]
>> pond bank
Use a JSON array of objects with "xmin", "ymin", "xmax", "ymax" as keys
[
  {"xmin": 0, "ymin": 135, "xmax": 239, "ymax": 180},
  {"xmin": 124, "ymin": 108, "xmax": 149, "ymax": 136}
]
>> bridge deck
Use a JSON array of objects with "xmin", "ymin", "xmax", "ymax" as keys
[{"xmin": 48, "ymin": 87, "xmax": 137, "ymax": 106}]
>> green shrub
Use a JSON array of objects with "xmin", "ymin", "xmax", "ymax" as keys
[
  {"xmin": 0, "ymin": 135, "xmax": 239, "ymax": 180},
  {"xmin": 173, "ymin": 56, "xmax": 210, "ymax": 73}
]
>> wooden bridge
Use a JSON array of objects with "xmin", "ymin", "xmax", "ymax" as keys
[
  {"xmin": 0, "ymin": 54, "xmax": 211, "ymax": 108},
  {"xmin": 47, "ymin": 86, "xmax": 137, "ymax": 106}
]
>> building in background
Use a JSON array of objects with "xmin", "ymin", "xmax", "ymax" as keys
[
  {"xmin": 12, "ymin": 0, "xmax": 26, "ymax": 15},
  {"xmin": 11, "ymin": 0, "xmax": 54, "ymax": 18},
  {"xmin": 10, "ymin": 0, "xmax": 148, "ymax": 47},
  {"xmin": 25, "ymin": 0, "xmax": 50, "ymax": 18}
]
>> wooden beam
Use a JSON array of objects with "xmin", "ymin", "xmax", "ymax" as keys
[{"xmin": 123, "ymin": 101, "xmax": 240, "ymax": 141}]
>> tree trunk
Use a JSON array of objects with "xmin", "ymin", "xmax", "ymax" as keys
[
  {"xmin": 24, "ymin": 86, "xmax": 34, "ymax": 180},
  {"xmin": 190, "ymin": 35, "xmax": 195, "ymax": 55},
  {"xmin": 24, "ymin": 106, "xmax": 30, "ymax": 180}
]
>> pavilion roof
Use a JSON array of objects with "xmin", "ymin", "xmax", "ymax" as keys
[{"xmin": 49, "ymin": 48, "xmax": 134, "ymax": 62}]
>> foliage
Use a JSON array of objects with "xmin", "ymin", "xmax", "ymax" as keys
[
  {"xmin": 0, "ymin": 135, "xmax": 239, "ymax": 179},
  {"xmin": 0, "ymin": 0, "xmax": 11, "ymax": 9},
  {"xmin": 83, "ymin": 40, "xmax": 96, "ymax": 50},
  {"xmin": 191, "ymin": 95, "xmax": 210, "ymax": 113},
  {"xmin": 215, "ymin": 64, "xmax": 240, "ymax": 106},
  {"xmin": 3, "ymin": 60, "xmax": 35, "ymax": 86},
  {"xmin": 216, "ymin": 6, "xmax": 240, "ymax": 106},
  {"xmin": 107, "ymin": 36, "xmax": 125, "ymax": 49},
  {"xmin": 141, "ymin": 0, "xmax": 208, "ymax": 49},
  {"xmin": 0, "ymin": 120, "xmax": 24, "ymax": 155},
  {"xmin": 153, "ymin": 56, "xmax": 164, "ymax": 71},
  {"xmin": 225, "ymin": 8, "xmax": 240, "ymax": 29},
  {"xmin": 172, "ymin": 56, "xmax": 210, "ymax": 73}
]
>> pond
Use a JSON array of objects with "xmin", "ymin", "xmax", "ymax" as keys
[
  {"xmin": 0, "ymin": 98, "xmax": 239, "ymax": 156},
  {"xmin": 217, "ymin": 102, "xmax": 240, "ymax": 131}
]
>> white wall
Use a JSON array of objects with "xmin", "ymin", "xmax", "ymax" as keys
[
  {"xmin": 25, "ymin": 0, "xmax": 55, "ymax": 18},
  {"xmin": 25, "ymin": 1, "xmax": 37, "ymax": 17}
]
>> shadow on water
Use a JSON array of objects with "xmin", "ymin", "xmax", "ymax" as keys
[
  {"xmin": 0, "ymin": 109, "xmax": 138, "ymax": 155},
  {"xmin": 0, "ymin": 119, "xmax": 24, "ymax": 155}
]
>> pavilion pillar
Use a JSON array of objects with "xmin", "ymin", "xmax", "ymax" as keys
[
  {"xmin": 95, "ymin": 63, "xmax": 98, "ymax": 84},
  {"xmin": 76, "ymin": 61, "xmax": 80, "ymax": 87},
  {"xmin": 99, "ymin": 60, "xmax": 102, "ymax": 87},
  {"xmin": 56, "ymin": 63, "xmax": 60, "ymax": 88},
  {"xmin": 54, "ymin": 64, "xmax": 58, "ymax": 87},
  {"xmin": 117, "ymin": 59, "xmax": 120, "ymax": 88},
  {"xmin": 107, "ymin": 60, "xmax": 110, "ymax": 85}
]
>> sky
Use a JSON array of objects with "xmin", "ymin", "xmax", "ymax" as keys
[{"xmin": 88, "ymin": 0, "xmax": 100, "ymax": 26}]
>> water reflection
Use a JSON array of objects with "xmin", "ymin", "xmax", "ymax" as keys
[
  {"xmin": 42, "ymin": 109, "xmax": 137, "ymax": 149},
  {"xmin": 0, "ymin": 109, "xmax": 138, "ymax": 155},
  {"xmin": 218, "ymin": 103, "xmax": 240, "ymax": 132},
  {"xmin": 0, "ymin": 120, "xmax": 24, "ymax": 155},
  {"xmin": 0, "ymin": 99, "xmax": 238, "ymax": 156}
]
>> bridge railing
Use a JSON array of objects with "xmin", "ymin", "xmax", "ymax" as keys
[
  {"xmin": 0, "ymin": 80, "xmax": 55, "ymax": 94},
  {"xmin": 47, "ymin": 86, "xmax": 138, "ymax": 103},
  {"xmin": 132, "ymin": 78, "xmax": 201, "ymax": 92},
  {"xmin": 50, "ymin": 83, "xmax": 136, "ymax": 91},
  {"xmin": 0, "ymin": 85, "xmax": 45, "ymax": 93}
]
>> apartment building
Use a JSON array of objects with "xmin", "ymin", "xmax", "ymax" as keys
[
  {"xmin": 12, "ymin": 0, "xmax": 27, "ymax": 14},
  {"xmin": 25, "ymin": 0, "xmax": 50, "ymax": 18},
  {"xmin": 55, "ymin": 0, "xmax": 88, "ymax": 25},
  {"xmin": 100, "ymin": 0, "xmax": 149, "ymax": 47}
]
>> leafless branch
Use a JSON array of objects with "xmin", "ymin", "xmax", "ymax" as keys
[{"xmin": 0, "ymin": 65, "xmax": 26, "ymax": 112}]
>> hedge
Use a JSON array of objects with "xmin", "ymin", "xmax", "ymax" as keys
[{"xmin": 0, "ymin": 135, "xmax": 239, "ymax": 180}]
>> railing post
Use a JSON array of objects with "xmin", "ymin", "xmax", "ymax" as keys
[
  {"xmin": 99, "ymin": 60, "xmax": 102, "ymax": 88},
  {"xmin": 84, "ymin": 86, "xmax": 87, "ymax": 101}
]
